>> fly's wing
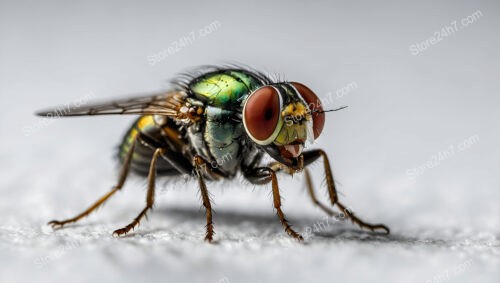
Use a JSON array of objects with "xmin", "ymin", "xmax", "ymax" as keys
[{"xmin": 36, "ymin": 91, "xmax": 186, "ymax": 117}]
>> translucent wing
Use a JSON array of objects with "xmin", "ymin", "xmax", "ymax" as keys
[{"xmin": 36, "ymin": 91, "xmax": 186, "ymax": 117}]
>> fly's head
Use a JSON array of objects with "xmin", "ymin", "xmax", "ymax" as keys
[{"xmin": 242, "ymin": 82, "xmax": 325, "ymax": 169}]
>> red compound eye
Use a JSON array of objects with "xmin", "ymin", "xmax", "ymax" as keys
[
  {"xmin": 243, "ymin": 86, "xmax": 281, "ymax": 144},
  {"xmin": 291, "ymin": 82, "xmax": 325, "ymax": 139}
]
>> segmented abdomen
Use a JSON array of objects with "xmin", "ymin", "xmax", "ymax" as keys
[{"xmin": 119, "ymin": 115, "xmax": 179, "ymax": 176}]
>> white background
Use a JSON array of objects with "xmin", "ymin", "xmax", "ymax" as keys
[{"xmin": 0, "ymin": 0, "xmax": 498, "ymax": 282}]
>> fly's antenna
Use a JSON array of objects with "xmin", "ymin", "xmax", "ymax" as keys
[{"xmin": 314, "ymin": 106, "xmax": 348, "ymax": 114}]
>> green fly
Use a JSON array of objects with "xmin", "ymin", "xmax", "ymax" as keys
[{"xmin": 37, "ymin": 65, "xmax": 389, "ymax": 242}]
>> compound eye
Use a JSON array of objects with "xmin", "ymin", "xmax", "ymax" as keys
[
  {"xmin": 243, "ymin": 86, "xmax": 282, "ymax": 144},
  {"xmin": 291, "ymin": 82, "xmax": 325, "ymax": 139}
]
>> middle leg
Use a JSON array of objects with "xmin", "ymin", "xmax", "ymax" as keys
[{"xmin": 192, "ymin": 156, "xmax": 215, "ymax": 242}]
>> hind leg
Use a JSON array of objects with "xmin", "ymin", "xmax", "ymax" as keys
[
  {"xmin": 48, "ymin": 138, "xmax": 137, "ymax": 228},
  {"xmin": 112, "ymin": 147, "xmax": 164, "ymax": 236}
]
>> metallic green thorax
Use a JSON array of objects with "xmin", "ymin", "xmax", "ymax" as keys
[
  {"xmin": 185, "ymin": 70, "xmax": 265, "ymax": 175},
  {"xmin": 189, "ymin": 70, "xmax": 263, "ymax": 108}
]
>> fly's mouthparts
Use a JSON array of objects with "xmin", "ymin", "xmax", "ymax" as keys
[{"xmin": 281, "ymin": 143, "xmax": 304, "ymax": 158}]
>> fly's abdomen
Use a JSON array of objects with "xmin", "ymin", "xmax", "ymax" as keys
[{"xmin": 119, "ymin": 115, "xmax": 179, "ymax": 176}]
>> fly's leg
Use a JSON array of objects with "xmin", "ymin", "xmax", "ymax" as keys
[
  {"xmin": 268, "ymin": 162, "xmax": 340, "ymax": 218},
  {"xmin": 244, "ymin": 167, "xmax": 303, "ymax": 241},
  {"xmin": 193, "ymin": 156, "xmax": 215, "ymax": 242},
  {"xmin": 303, "ymin": 168, "xmax": 341, "ymax": 218},
  {"xmin": 48, "ymin": 138, "xmax": 137, "ymax": 228},
  {"xmin": 113, "ymin": 148, "xmax": 163, "ymax": 236},
  {"xmin": 270, "ymin": 169, "xmax": 303, "ymax": 241},
  {"xmin": 303, "ymin": 149, "xmax": 390, "ymax": 234}
]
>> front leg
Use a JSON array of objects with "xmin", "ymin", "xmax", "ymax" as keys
[
  {"xmin": 268, "ymin": 161, "xmax": 342, "ymax": 222},
  {"xmin": 302, "ymin": 149, "xmax": 390, "ymax": 234},
  {"xmin": 244, "ymin": 167, "xmax": 304, "ymax": 241}
]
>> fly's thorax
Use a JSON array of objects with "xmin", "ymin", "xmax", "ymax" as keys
[
  {"xmin": 176, "ymin": 97, "xmax": 205, "ymax": 123},
  {"xmin": 186, "ymin": 123, "xmax": 211, "ymax": 160},
  {"xmin": 186, "ymin": 106, "xmax": 243, "ymax": 176},
  {"xmin": 189, "ymin": 70, "xmax": 264, "ymax": 108}
]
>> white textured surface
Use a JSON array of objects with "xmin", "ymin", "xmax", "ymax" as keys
[
  {"xmin": 1, "ymin": 0, "xmax": 500, "ymax": 282},
  {"xmin": 1, "ymin": 135, "xmax": 499, "ymax": 283}
]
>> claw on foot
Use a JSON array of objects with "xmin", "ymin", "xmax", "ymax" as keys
[
  {"xmin": 112, "ymin": 225, "xmax": 135, "ymax": 237},
  {"xmin": 287, "ymin": 229, "xmax": 304, "ymax": 242},
  {"xmin": 370, "ymin": 224, "xmax": 390, "ymax": 234},
  {"xmin": 295, "ymin": 234, "xmax": 304, "ymax": 242},
  {"xmin": 48, "ymin": 220, "xmax": 69, "ymax": 229}
]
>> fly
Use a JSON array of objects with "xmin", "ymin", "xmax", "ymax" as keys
[{"xmin": 36, "ymin": 65, "xmax": 389, "ymax": 242}]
